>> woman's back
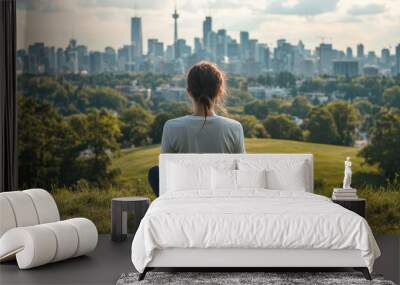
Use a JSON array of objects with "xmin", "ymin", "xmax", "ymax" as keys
[
  {"xmin": 147, "ymin": 61, "xmax": 246, "ymax": 196},
  {"xmin": 161, "ymin": 115, "xmax": 245, "ymax": 153}
]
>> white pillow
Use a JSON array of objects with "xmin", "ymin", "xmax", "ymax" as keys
[
  {"xmin": 236, "ymin": 169, "xmax": 268, "ymax": 189},
  {"xmin": 212, "ymin": 169, "xmax": 237, "ymax": 191},
  {"xmin": 167, "ymin": 163, "xmax": 212, "ymax": 192},
  {"xmin": 237, "ymin": 159, "xmax": 307, "ymax": 191},
  {"xmin": 211, "ymin": 168, "xmax": 268, "ymax": 191}
]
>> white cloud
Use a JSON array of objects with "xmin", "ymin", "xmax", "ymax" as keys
[
  {"xmin": 267, "ymin": 0, "xmax": 339, "ymax": 16},
  {"xmin": 348, "ymin": 3, "xmax": 386, "ymax": 16},
  {"xmin": 17, "ymin": 0, "xmax": 71, "ymax": 12},
  {"xmin": 16, "ymin": 0, "xmax": 400, "ymax": 53},
  {"xmin": 78, "ymin": 0, "xmax": 169, "ymax": 11}
]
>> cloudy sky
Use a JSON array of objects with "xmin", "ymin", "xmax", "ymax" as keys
[{"xmin": 17, "ymin": 0, "xmax": 400, "ymax": 53}]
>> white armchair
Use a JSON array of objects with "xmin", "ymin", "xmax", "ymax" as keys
[{"xmin": 0, "ymin": 189, "xmax": 98, "ymax": 269}]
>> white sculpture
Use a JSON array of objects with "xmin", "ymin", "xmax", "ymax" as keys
[{"xmin": 343, "ymin": 157, "xmax": 352, "ymax": 189}]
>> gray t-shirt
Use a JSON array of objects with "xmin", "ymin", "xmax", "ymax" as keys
[{"xmin": 160, "ymin": 115, "xmax": 245, "ymax": 153}]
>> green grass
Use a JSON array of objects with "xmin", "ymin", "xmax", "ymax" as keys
[
  {"xmin": 359, "ymin": 187, "xmax": 400, "ymax": 235},
  {"xmin": 112, "ymin": 138, "xmax": 378, "ymax": 193},
  {"xmin": 53, "ymin": 179, "xmax": 154, "ymax": 234},
  {"xmin": 54, "ymin": 138, "xmax": 399, "ymax": 235}
]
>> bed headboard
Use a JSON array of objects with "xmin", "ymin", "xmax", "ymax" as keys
[{"xmin": 159, "ymin": 153, "xmax": 314, "ymax": 196}]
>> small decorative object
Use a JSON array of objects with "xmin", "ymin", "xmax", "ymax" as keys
[
  {"xmin": 342, "ymin": 156, "xmax": 352, "ymax": 189},
  {"xmin": 332, "ymin": 157, "xmax": 358, "ymax": 200}
]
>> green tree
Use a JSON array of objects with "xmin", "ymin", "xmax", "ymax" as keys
[
  {"xmin": 81, "ymin": 109, "xmax": 121, "ymax": 185},
  {"xmin": 19, "ymin": 76, "xmax": 75, "ymax": 115},
  {"xmin": 65, "ymin": 109, "xmax": 121, "ymax": 186},
  {"xmin": 230, "ymin": 115, "xmax": 269, "ymax": 138},
  {"xmin": 263, "ymin": 114, "xmax": 303, "ymax": 141},
  {"xmin": 130, "ymin": 93, "xmax": 149, "ymax": 109},
  {"xmin": 226, "ymin": 89, "xmax": 254, "ymax": 108},
  {"xmin": 290, "ymin": 96, "xmax": 312, "ymax": 118},
  {"xmin": 150, "ymin": 113, "xmax": 173, "ymax": 144},
  {"xmin": 244, "ymin": 99, "xmax": 285, "ymax": 120},
  {"xmin": 156, "ymin": 101, "xmax": 190, "ymax": 117},
  {"xmin": 18, "ymin": 96, "xmax": 68, "ymax": 188},
  {"xmin": 304, "ymin": 107, "xmax": 339, "ymax": 144},
  {"xmin": 299, "ymin": 78, "xmax": 324, "ymax": 93},
  {"xmin": 18, "ymin": 96, "xmax": 121, "ymax": 188},
  {"xmin": 227, "ymin": 76, "xmax": 248, "ymax": 90},
  {"xmin": 120, "ymin": 106, "xmax": 154, "ymax": 147},
  {"xmin": 244, "ymin": 100, "xmax": 269, "ymax": 119},
  {"xmin": 359, "ymin": 111, "xmax": 400, "ymax": 178},
  {"xmin": 356, "ymin": 77, "xmax": 384, "ymax": 105},
  {"xmin": 383, "ymin": 86, "xmax": 400, "ymax": 109},
  {"xmin": 353, "ymin": 99, "xmax": 375, "ymax": 116},
  {"xmin": 256, "ymin": 74, "xmax": 274, "ymax": 86},
  {"xmin": 275, "ymin": 72, "xmax": 296, "ymax": 88},
  {"xmin": 57, "ymin": 114, "xmax": 88, "ymax": 186},
  {"xmin": 149, "ymin": 102, "xmax": 191, "ymax": 144},
  {"xmin": 326, "ymin": 101, "xmax": 360, "ymax": 146},
  {"xmin": 353, "ymin": 99, "xmax": 379, "ymax": 133},
  {"xmin": 81, "ymin": 87, "xmax": 128, "ymax": 111}
]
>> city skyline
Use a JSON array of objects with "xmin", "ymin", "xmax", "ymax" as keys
[{"xmin": 17, "ymin": 0, "xmax": 400, "ymax": 53}]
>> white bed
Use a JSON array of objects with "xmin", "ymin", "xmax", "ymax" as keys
[{"xmin": 131, "ymin": 154, "xmax": 380, "ymax": 280}]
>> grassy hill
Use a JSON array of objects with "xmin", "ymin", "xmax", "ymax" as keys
[
  {"xmin": 112, "ymin": 138, "xmax": 378, "ymax": 195},
  {"xmin": 54, "ymin": 138, "xmax": 399, "ymax": 235}
]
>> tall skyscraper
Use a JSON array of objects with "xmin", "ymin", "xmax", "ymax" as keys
[
  {"xmin": 148, "ymin": 39, "xmax": 164, "ymax": 57},
  {"xmin": 148, "ymin": 39, "xmax": 158, "ymax": 56},
  {"xmin": 216, "ymin": 29, "xmax": 227, "ymax": 61},
  {"xmin": 381, "ymin": 48, "xmax": 390, "ymax": 66},
  {"xmin": 203, "ymin": 16, "xmax": 212, "ymax": 51},
  {"xmin": 333, "ymin": 60, "xmax": 359, "ymax": 77},
  {"xmin": 227, "ymin": 40, "xmax": 240, "ymax": 59},
  {"xmin": 257, "ymin": 43, "xmax": 270, "ymax": 68},
  {"xmin": 357, "ymin": 43, "xmax": 364, "ymax": 58},
  {"xmin": 318, "ymin": 43, "xmax": 334, "ymax": 75},
  {"xmin": 240, "ymin": 31, "xmax": 249, "ymax": 60},
  {"xmin": 89, "ymin": 51, "xmax": 103, "ymax": 74},
  {"xmin": 346, "ymin": 47, "xmax": 353, "ymax": 58},
  {"xmin": 194, "ymin": 37, "xmax": 202, "ymax": 54},
  {"xmin": 396, "ymin": 44, "xmax": 400, "ymax": 75},
  {"xmin": 66, "ymin": 39, "xmax": 79, "ymax": 74},
  {"xmin": 249, "ymin": 39, "xmax": 258, "ymax": 61},
  {"xmin": 172, "ymin": 7, "xmax": 179, "ymax": 58},
  {"xmin": 274, "ymin": 39, "xmax": 295, "ymax": 73},
  {"xmin": 56, "ymin": 48, "xmax": 65, "ymax": 74},
  {"xmin": 131, "ymin": 17, "xmax": 143, "ymax": 57}
]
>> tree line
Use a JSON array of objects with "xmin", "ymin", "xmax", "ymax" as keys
[{"xmin": 17, "ymin": 73, "xmax": 400, "ymax": 189}]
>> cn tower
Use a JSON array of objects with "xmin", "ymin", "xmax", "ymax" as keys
[{"xmin": 172, "ymin": 6, "xmax": 179, "ymax": 59}]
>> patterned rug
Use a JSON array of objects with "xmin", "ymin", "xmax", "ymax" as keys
[{"xmin": 116, "ymin": 271, "xmax": 396, "ymax": 285}]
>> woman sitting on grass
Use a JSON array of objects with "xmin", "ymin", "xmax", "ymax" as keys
[{"xmin": 148, "ymin": 61, "xmax": 245, "ymax": 196}]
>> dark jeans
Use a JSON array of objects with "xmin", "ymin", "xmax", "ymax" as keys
[{"xmin": 148, "ymin": 166, "xmax": 159, "ymax": 197}]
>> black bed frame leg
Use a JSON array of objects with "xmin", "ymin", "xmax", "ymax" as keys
[
  {"xmin": 138, "ymin": 268, "xmax": 148, "ymax": 281},
  {"xmin": 354, "ymin": 267, "xmax": 372, "ymax": 280}
]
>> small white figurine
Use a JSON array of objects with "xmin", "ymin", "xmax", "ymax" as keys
[{"xmin": 343, "ymin": 157, "xmax": 352, "ymax": 189}]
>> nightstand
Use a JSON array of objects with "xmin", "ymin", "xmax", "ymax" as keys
[
  {"xmin": 111, "ymin": 197, "xmax": 150, "ymax": 242},
  {"xmin": 332, "ymin": 198, "xmax": 366, "ymax": 218}
]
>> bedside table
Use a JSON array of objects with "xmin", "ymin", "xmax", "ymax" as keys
[
  {"xmin": 111, "ymin": 197, "xmax": 150, "ymax": 242},
  {"xmin": 332, "ymin": 198, "xmax": 366, "ymax": 218}
]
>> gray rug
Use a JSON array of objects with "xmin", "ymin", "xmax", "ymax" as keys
[{"xmin": 116, "ymin": 272, "xmax": 396, "ymax": 285}]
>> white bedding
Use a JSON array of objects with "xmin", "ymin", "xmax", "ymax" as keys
[{"xmin": 131, "ymin": 190, "xmax": 380, "ymax": 273}]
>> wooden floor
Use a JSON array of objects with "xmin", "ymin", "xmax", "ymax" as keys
[{"xmin": 0, "ymin": 235, "xmax": 398, "ymax": 285}]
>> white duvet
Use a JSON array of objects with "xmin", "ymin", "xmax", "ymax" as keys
[{"xmin": 131, "ymin": 190, "xmax": 380, "ymax": 273}]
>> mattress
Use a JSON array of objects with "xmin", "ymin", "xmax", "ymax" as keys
[{"xmin": 131, "ymin": 190, "xmax": 380, "ymax": 273}]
